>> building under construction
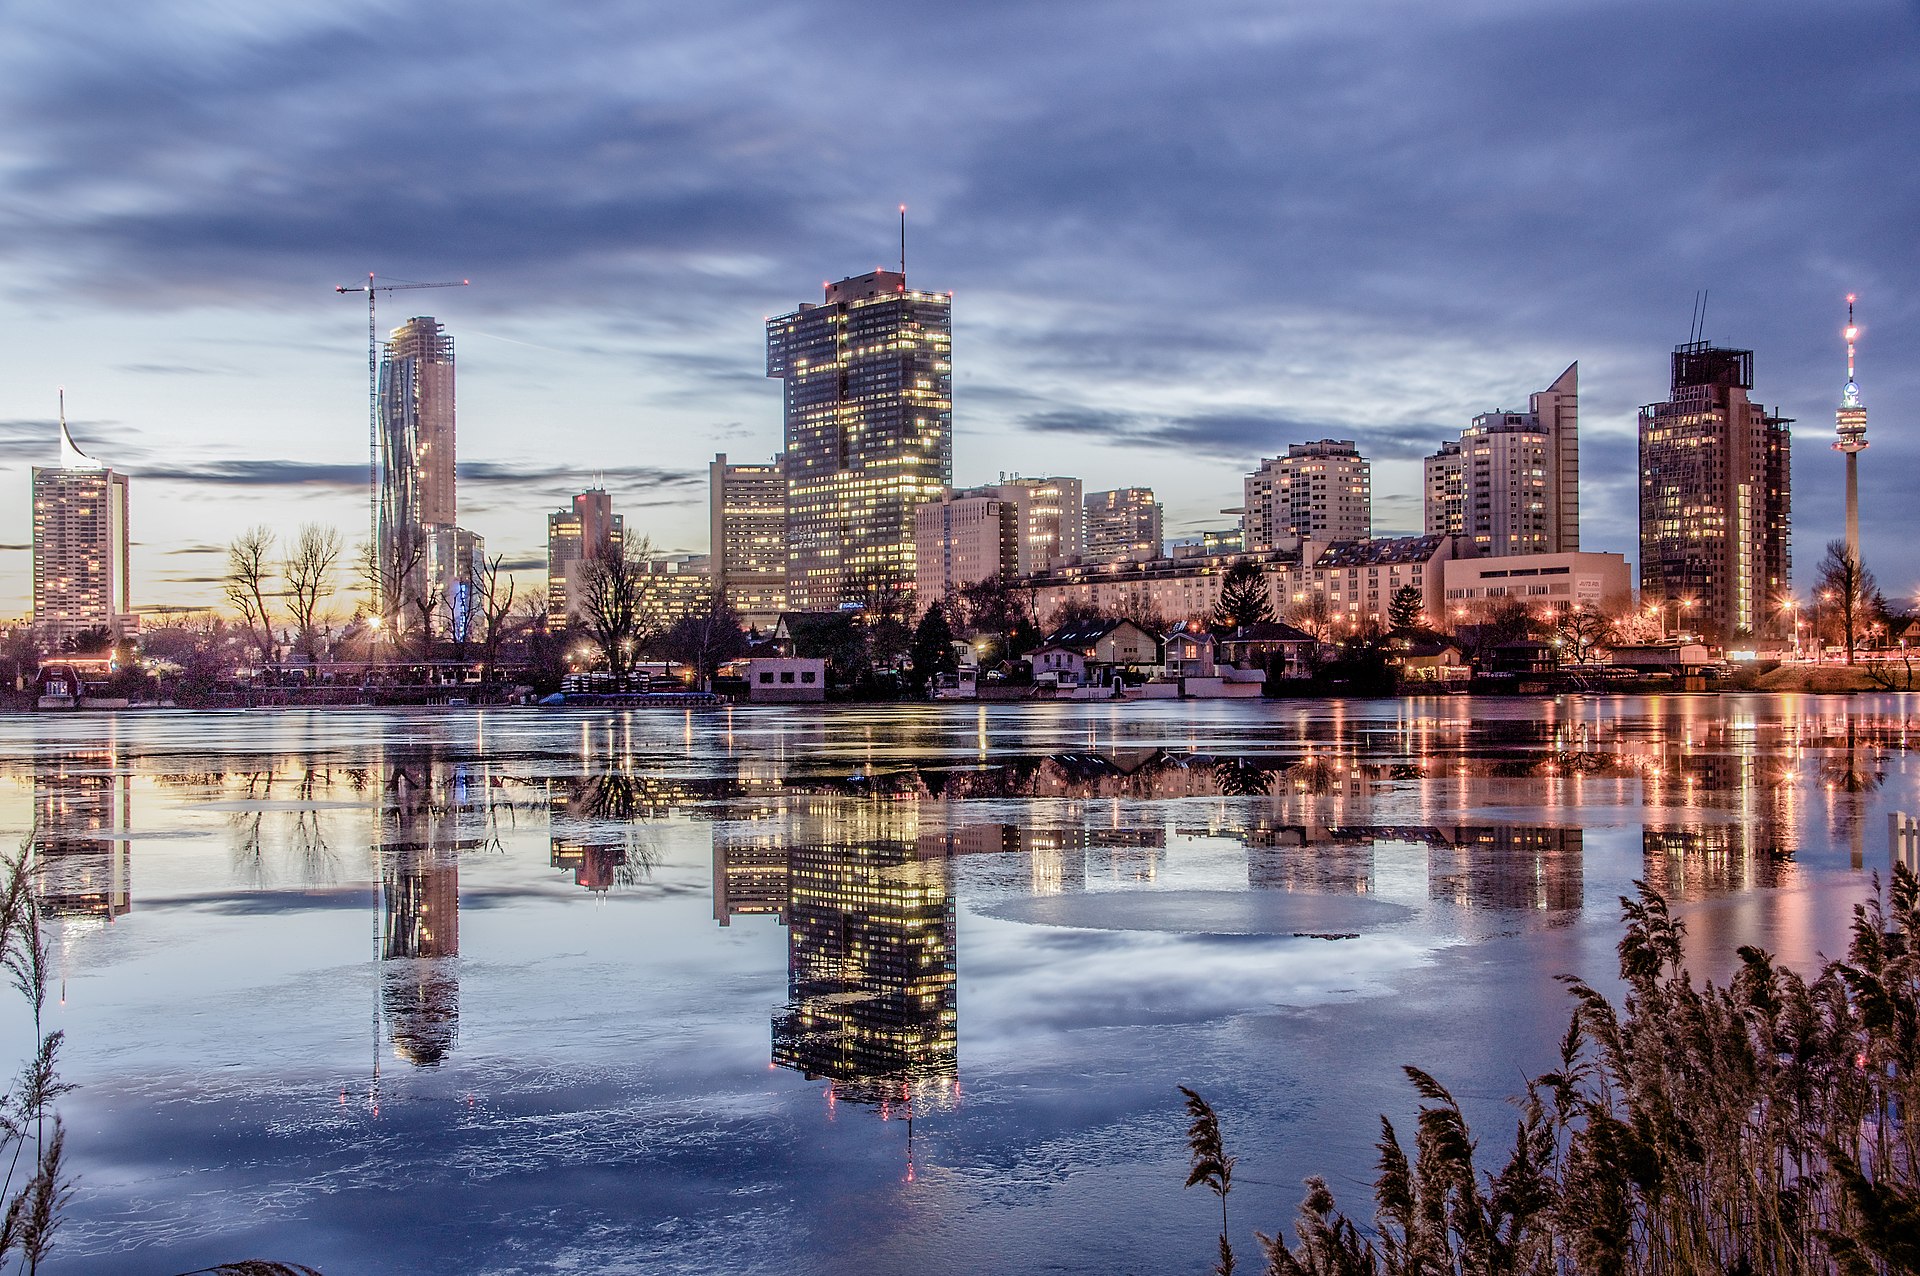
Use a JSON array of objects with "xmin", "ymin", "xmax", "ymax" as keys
[{"xmin": 1638, "ymin": 342, "xmax": 1792, "ymax": 641}]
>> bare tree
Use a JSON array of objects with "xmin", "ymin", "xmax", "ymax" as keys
[
  {"xmin": 358, "ymin": 536, "xmax": 430, "ymax": 661},
  {"xmin": 1283, "ymin": 592, "xmax": 1335, "ymax": 643},
  {"xmin": 657, "ymin": 592, "xmax": 747, "ymax": 691},
  {"xmin": 1554, "ymin": 604, "xmax": 1614, "ymax": 663},
  {"xmin": 283, "ymin": 523, "xmax": 342, "ymax": 667},
  {"xmin": 474, "ymin": 554, "xmax": 518, "ymax": 685},
  {"xmin": 576, "ymin": 536, "xmax": 662, "ymax": 690},
  {"xmin": 1, "ymin": 624, "xmax": 43, "ymax": 693},
  {"xmin": 224, "ymin": 526, "xmax": 278, "ymax": 670},
  {"xmin": 1816, "ymin": 540, "xmax": 1881, "ymax": 666}
]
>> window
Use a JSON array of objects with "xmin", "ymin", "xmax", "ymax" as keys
[
  {"xmin": 780, "ymin": 671, "xmax": 795, "ymax": 683},
  {"xmin": 758, "ymin": 672, "xmax": 774, "ymax": 684},
  {"xmin": 801, "ymin": 671, "xmax": 817, "ymax": 684}
]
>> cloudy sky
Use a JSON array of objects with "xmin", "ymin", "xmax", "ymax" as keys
[{"xmin": 2, "ymin": 0, "xmax": 1916, "ymax": 615}]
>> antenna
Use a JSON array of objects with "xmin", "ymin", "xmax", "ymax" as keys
[
  {"xmin": 899, "ymin": 205, "xmax": 907, "ymax": 277},
  {"xmin": 1687, "ymin": 291, "xmax": 1701, "ymax": 344},
  {"xmin": 1698, "ymin": 289, "xmax": 1708, "ymax": 342}
]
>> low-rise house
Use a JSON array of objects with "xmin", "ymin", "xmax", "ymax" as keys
[
  {"xmin": 1029, "ymin": 645, "xmax": 1087, "ymax": 688},
  {"xmin": 741, "ymin": 656, "xmax": 827, "ymax": 702},
  {"xmin": 1487, "ymin": 640, "xmax": 1558, "ymax": 677},
  {"xmin": 1041, "ymin": 619, "xmax": 1161, "ymax": 683},
  {"xmin": 1217, "ymin": 622, "xmax": 1318, "ymax": 678},
  {"xmin": 1163, "ymin": 630, "xmax": 1216, "ymax": 679},
  {"xmin": 1390, "ymin": 635, "xmax": 1469, "ymax": 684}
]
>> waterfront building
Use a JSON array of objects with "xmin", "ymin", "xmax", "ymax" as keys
[
  {"xmin": 1022, "ymin": 534, "xmax": 1460, "ymax": 633},
  {"xmin": 1424, "ymin": 365, "xmax": 1580, "ymax": 556},
  {"xmin": 1083, "ymin": 488, "xmax": 1164, "ymax": 564},
  {"xmin": 1297, "ymin": 535, "xmax": 1458, "ymax": 631},
  {"xmin": 1440, "ymin": 551, "xmax": 1632, "ymax": 617},
  {"xmin": 1242, "ymin": 440, "xmax": 1371, "ymax": 551},
  {"xmin": 1638, "ymin": 343, "xmax": 1792, "ymax": 639},
  {"xmin": 914, "ymin": 490, "xmax": 1020, "ymax": 606},
  {"xmin": 32, "ymin": 410, "xmax": 134, "ymax": 644},
  {"xmin": 547, "ymin": 490, "xmax": 624, "ymax": 625},
  {"xmin": 768, "ymin": 270, "xmax": 953, "ymax": 609},
  {"xmin": 709, "ymin": 454, "xmax": 788, "ymax": 625}
]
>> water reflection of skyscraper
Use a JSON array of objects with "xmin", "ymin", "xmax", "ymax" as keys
[
  {"xmin": 716, "ymin": 798, "xmax": 958, "ymax": 1108},
  {"xmin": 380, "ymin": 754, "xmax": 476, "ymax": 1068},
  {"xmin": 33, "ymin": 748, "xmax": 132, "ymax": 922}
]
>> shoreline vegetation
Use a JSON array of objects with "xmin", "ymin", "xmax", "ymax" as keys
[
  {"xmin": 0, "ymin": 839, "xmax": 319, "ymax": 1276},
  {"xmin": 1181, "ymin": 874, "xmax": 1920, "ymax": 1276}
]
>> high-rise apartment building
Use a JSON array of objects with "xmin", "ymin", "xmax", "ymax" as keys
[
  {"xmin": 377, "ymin": 315, "xmax": 481, "ymax": 632},
  {"xmin": 33, "ymin": 414, "xmax": 133, "ymax": 644},
  {"xmin": 915, "ymin": 490, "xmax": 1020, "ymax": 605},
  {"xmin": 709, "ymin": 454, "xmax": 788, "ymax": 623},
  {"xmin": 767, "ymin": 270, "xmax": 952, "ymax": 610},
  {"xmin": 1423, "ymin": 365, "xmax": 1579, "ymax": 557},
  {"xmin": 1084, "ymin": 488, "xmax": 1163, "ymax": 564},
  {"xmin": 989, "ymin": 475, "xmax": 1084, "ymax": 572},
  {"xmin": 1639, "ymin": 343, "xmax": 1792, "ymax": 640},
  {"xmin": 547, "ymin": 489, "xmax": 624, "ymax": 624},
  {"xmin": 1424, "ymin": 440, "xmax": 1465, "ymax": 538},
  {"xmin": 1242, "ymin": 440, "xmax": 1371, "ymax": 551}
]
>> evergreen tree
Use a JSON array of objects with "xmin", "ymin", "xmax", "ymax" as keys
[
  {"xmin": 909, "ymin": 604, "xmax": 958, "ymax": 695},
  {"xmin": 1214, "ymin": 561, "xmax": 1274, "ymax": 630},
  {"xmin": 1386, "ymin": 585, "xmax": 1424, "ymax": 634}
]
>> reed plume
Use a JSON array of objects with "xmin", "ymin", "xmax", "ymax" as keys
[{"xmin": 1187, "ymin": 868, "xmax": 1920, "ymax": 1276}]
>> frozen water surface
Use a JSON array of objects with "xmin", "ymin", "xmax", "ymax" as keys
[{"xmin": 0, "ymin": 695, "xmax": 1912, "ymax": 1273}]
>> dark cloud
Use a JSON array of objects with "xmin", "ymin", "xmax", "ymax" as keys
[
  {"xmin": 1021, "ymin": 407, "xmax": 1452, "ymax": 466},
  {"xmin": 123, "ymin": 458, "xmax": 700, "ymax": 494},
  {"xmin": 138, "ymin": 460, "xmax": 365, "ymax": 488},
  {"xmin": 0, "ymin": 544, "xmax": 27, "ymax": 552},
  {"xmin": 461, "ymin": 462, "xmax": 700, "ymax": 488},
  {"xmin": 115, "ymin": 362, "xmax": 224, "ymax": 376}
]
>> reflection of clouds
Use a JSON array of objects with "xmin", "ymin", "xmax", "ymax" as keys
[{"xmin": 959, "ymin": 917, "xmax": 1436, "ymax": 1038}]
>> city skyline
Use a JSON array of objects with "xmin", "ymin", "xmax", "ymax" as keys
[{"xmin": 0, "ymin": 2, "xmax": 1915, "ymax": 614}]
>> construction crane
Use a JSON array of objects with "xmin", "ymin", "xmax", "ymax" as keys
[{"xmin": 334, "ymin": 273, "xmax": 469, "ymax": 615}]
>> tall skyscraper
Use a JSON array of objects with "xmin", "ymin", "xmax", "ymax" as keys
[
  {"xmin": 547, "ymin": 489, "xmax": 624, "ymax": 624},
  {"xmin": 1834, "ymin": 296, "xmax": 1868, "ymax": 562},
  {"xmin": 1639, "ymin": 342, "xmax": 1792, "ymax": 639},
  {"xmin": 768, "ymin": 270, "xmax": 952, "ymax": 610},
  {"xmin": 377, "ymin": 316, "xmax": 457, "ymax": 618},
  {"xmin": 32, "ymin": 406, "xmax": 133, "ymax": 644},
  {"xmin": 1083, "ymin": 488, "xmax": 1164, "ymax": 563},
  {"xmin": 1424, "ymin": 365, "xmax": 1579, "ymax": 556},
  {"xmin": 709, "ymin": 454, "xmax": 788, "ymax": 623},
  {"xmin": 1242, "ymin": 440, "xmax": 1371, "ymax": 551}
]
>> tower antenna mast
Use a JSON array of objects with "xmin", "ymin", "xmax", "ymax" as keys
[
  {"xmin": 334, "ymin": 273, "xmax": 469, "ymax": 617},
  {"xmin": 899, "ymin": 205, "xmax": 907, "ymax": 277},
  {"xmin": 1834, "ymin": 293, "xmax": 1869, "ymax": 561}
]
